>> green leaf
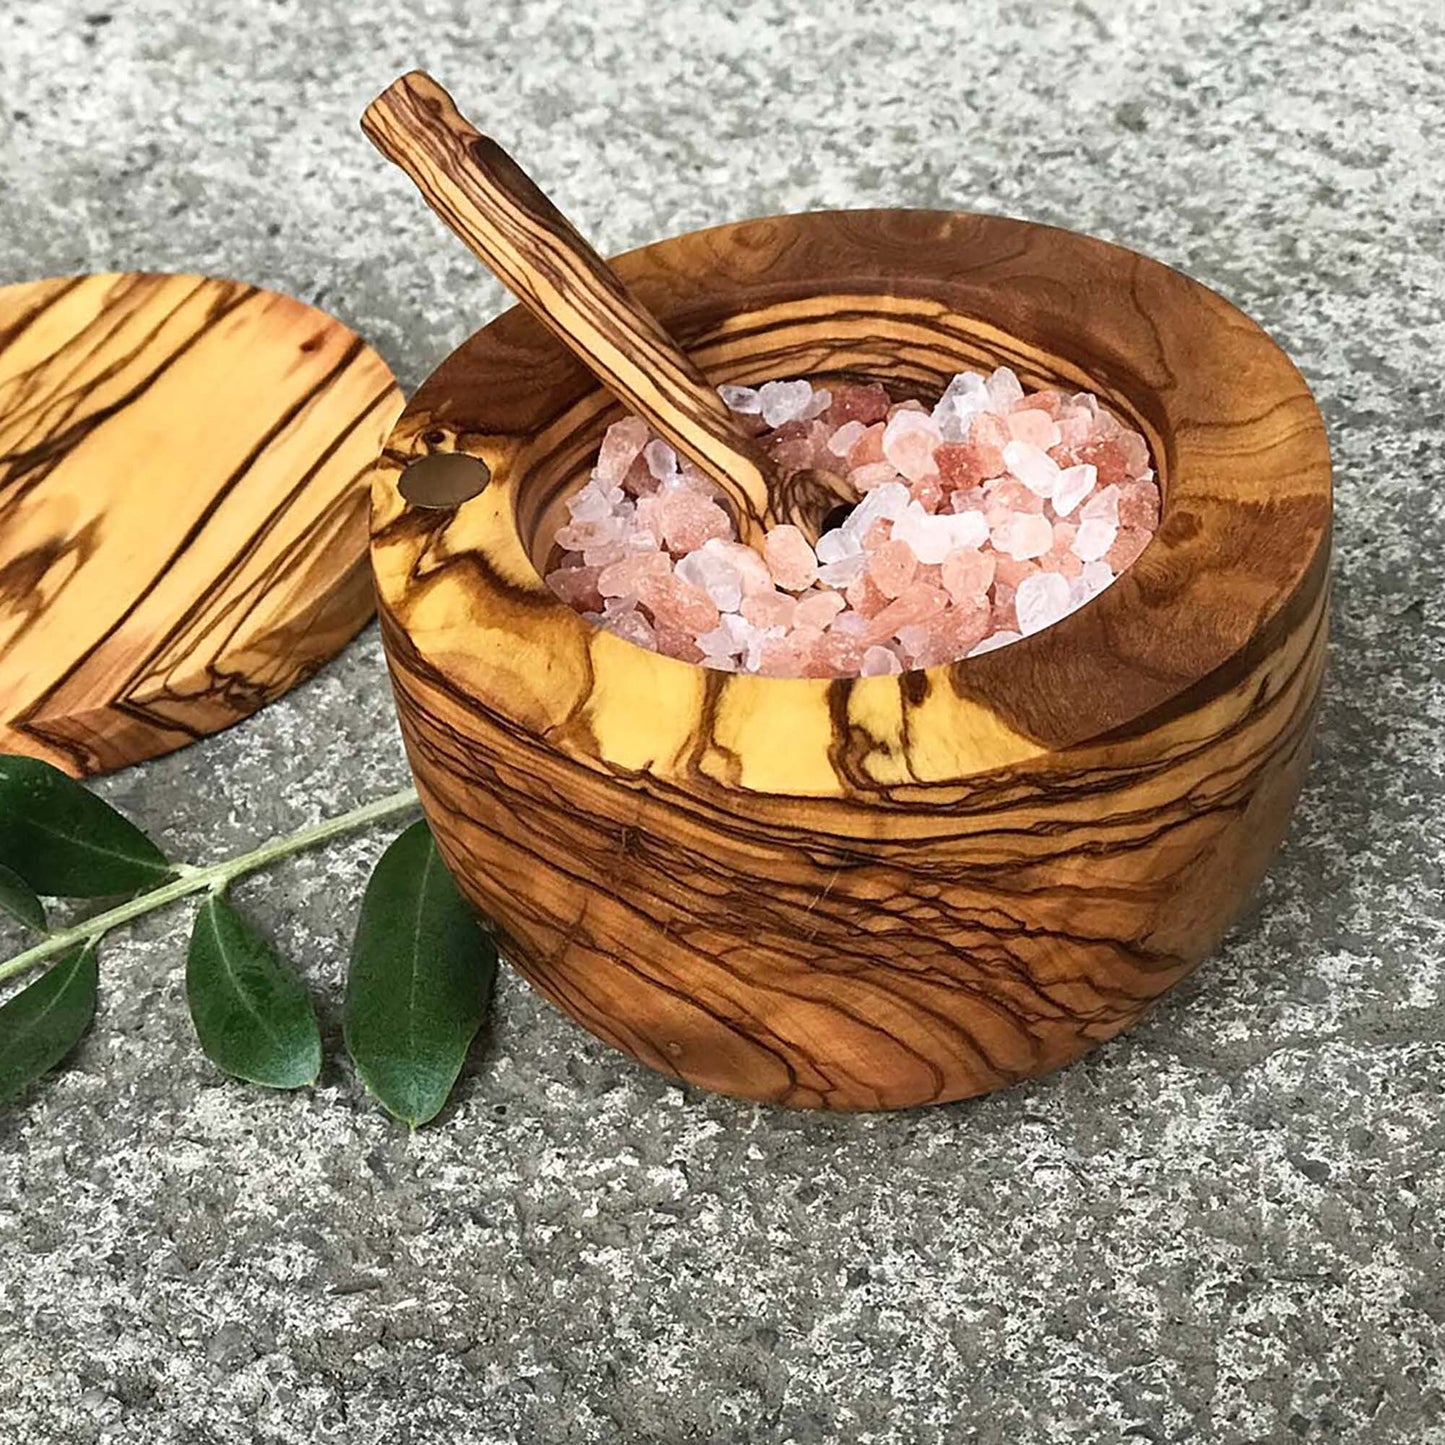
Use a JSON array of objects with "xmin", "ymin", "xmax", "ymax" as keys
[
  {"xmin": 186, "ymin": 893, "xmax": 322, "ymax": 1089},
  {"xmin": 345, "ymin": 820, "xmax": 496, "ymax": 1127},
  {"xmin": 0, "ymin": 863, "xmax": 46, "ymax": 932},
  {"xmin": 0, "ymin": 940, "xmax": 99, "ymax": 1102},
  {"xmin": 0, "ymin": 754, "xmax": 171, "ymax": 897}
]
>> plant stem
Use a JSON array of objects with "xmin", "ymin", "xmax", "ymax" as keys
[{"xmin": 0, "ymin": 786, "xmax": 420, "ymax": 989}]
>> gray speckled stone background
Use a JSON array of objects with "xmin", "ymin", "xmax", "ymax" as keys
[{"xmin": 1, "ymin": 0, "xmax": 1442, "ymax": 1440}]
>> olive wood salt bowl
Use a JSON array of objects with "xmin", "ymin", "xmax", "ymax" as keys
[{"xmin": 372, "ymin": 209, "xmax": 1330, "ymax": 1111}]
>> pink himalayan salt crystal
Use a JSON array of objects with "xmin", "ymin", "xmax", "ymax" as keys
[
  {"xmin": 866, "ymin": 539, "xmax": 918, "ymax": 599},
  {"xmin": 984, "ymin": 477, "xmax": 1045, "ymax": 523},
  {"xmin": 1015, "ymin": 571, "xmax": 1073, "ymax": 635},
  {"xmin": 1006, "ymin": 408, "xmax": 1062, "ymax": 451},
  {"xmin": 794, "ymin": 590, "xmax": 847, "ymax": 630},
  {"xmin": 1012, "ymin": 389, "xmax": 1064, "ymax": 419},
  {"xmin": 709, "ymin": 539, "xmax": 774, "ymax": 597},
  {"xmin": 992, "ymin": 511, "xmax": 1054, "ymax": 560},
  {"xmin": 941, "ymin": 547, "xmax": 996, "ymax": 604},
  {"xmin": 851, "ymin": 461, "xmax": 901, "ymax": 492},
  {"xmin": 657, "ymin": 487, "xmax": 732, "ymax": 553},
  {"xmin": 597, "ymin": 550, "xmax": 671, "ymax": 597},
  {"xmin": 865, "ymin": 582, "xmax": 948, "ymax": 644},
  {"xmin": 949, "ymin": 486, "xmax": 988, "ymax": 514},
  {"xmin": 763, "ymin": 524, "xmax": 819, "ymax": 591},
  {"xmin": 910, "ymin": 476, "xmax": 945, "ymax": 512},
  {"xmin": 897, "ymin": 601, "xmax": 991, "ymax": 668},
  {"xmin": 824, "ymin": 382, "xmax": 891, "ymax": 428},
  {"xmin": 967, "ymin": 412, "xmax": 1010, "ymax": 477},
  {"xmin": 655, "ymin": 627, "xmax": 704, "ymax": 663},
  {"xmin": 637, "ymin": 574, "xmax": 720, "ymax": 634},
  {"xmin": 606, "ymin": 607, "xmax": 659, "ymax": 651},
  {"xmin": 548, "ymin": 564, "xmax": 604, "ymax": 611},
  {"xmin": 992, "ymin": 584, "xmax": 1020, "ymax": 633},
  {"xmin": 758, "ymin": 625, "xmax": 827, "ymax": 678},
  {"xmin": 845, "ymin": 568, "xmax": 891, "ymax": 619},
  {"xmin": 847, "ymin": 423, "xmax": 886, "ymax": 469},
  {"xmin": 817, "ymin": 631, "xmax": 867, "ymax": 675},
  {"xmin": 1107, "ymin": 526, "xmax": 1152, "ymax": 571},
  {"xmin": 596, "ymin": 416, "xmax": 650, "ymax": 487},
  {"xmin": 741, "ymin": 590, "xmax": 797, "ymax": 630},
  {"xmin": 767, "ymin": 419, "xmax": 832, "ymax": 471},
  {"xmin": 1117, "ymin": 478, "xmax": 1162, "ymax": 530},
  {"xmin": 935, "ymin": 442, "xmax": 994, "ymax": 490},
  {"xmin": 644, "ymin": 438, "xmax": 679, "ymax": 481},
  {"xmin": 881, "ymin": 409, "xmax": 943, "ymax": 482},
  {"xmin": 993, "ymin": 555, "xmax": 1040, "ymax": 590},
  {"xmin": 859, "ymin": 645, "xmax": 903, "ymax": 676},
  {"xmin": 1055, "ymin": 410, "xmax": 1094, "ymax": 450}
]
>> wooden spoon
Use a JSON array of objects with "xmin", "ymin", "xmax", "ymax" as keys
[{"xmin": 362, "ymin": 70, "xmax": 781, "ymax": 545}]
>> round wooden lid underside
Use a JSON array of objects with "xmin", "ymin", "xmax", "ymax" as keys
[
  {"xmin": 0, "ymin": 272, "xmax": 403, "ymax": 776},
  {"xmin": 373, "ymin": 210, "xmax": 1331, "ymax": 796}
]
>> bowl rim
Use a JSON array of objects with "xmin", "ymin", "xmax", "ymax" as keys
[{"xmin": 371, "ymin": 208, "xmax": 1331, "ymax": 795}]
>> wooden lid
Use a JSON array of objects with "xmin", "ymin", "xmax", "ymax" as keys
[{"xmin": 0, "ymin": 271, "xmax": 403, "ymax": 776}]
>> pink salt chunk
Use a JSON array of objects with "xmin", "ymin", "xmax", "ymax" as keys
[
  {"xmin": 881, "ymin": 410, "xmax": 943, "ymax": 482},
  {"xmin": 845, "ymin": 568, "xmax": 891, "ymax": 619},
  {"xmin": 898, "ymin": 601, "xmax": 991, "ymax": 668},
  {"xmin": 992, "ymin": 511, "xmax": 1054, "ymax": 560},
  {"xmin": 740, "ymin": 590, "xmax": 797, "ymax": 630},
  {"xmin": 1006, "ymin": 408, "xmax": 1062, "ymax": 451},
  {"xmin": 866, "ymin": 582, "xmax": 948, "ymax": 643},
  {"xmin": 846, "ymin": 423, "xmax": 887, "ymax": 469},
  {"xmin": 794, "ymin": 590, "xmax": 847, "ymax": 630},
  {"xmin": 1011, "ymin": 389, "xmax": 1064, "ymax": 419},
  {"xmin": 993, "ymin": 555, "xmax": 1040, "ymax": 591},
  {"xmin": 606, "ymin": 608, "xmax": 658, "ymax": 650},
  {"xmin": 934, "ymin": 443, "xmax": 993, "ymax": 490},
  {"xmin": 941, "ymin": 547, "xmax": 996, "ymax": 604},
  {"xmin": 1106, "ymin": 526, "xmax": 1152, "ymax": 571},
  {"xmin": 597, "ymin": 550, "xmax": 671, "ymax": 597},
  {"xmin": 658, "ymin": 489, "xmax": 733, "ymax": 553},
  {"xmin": 637, "ymin": 574, "xmax": 721, "ymax": 634},
  {"xmin": 967, "ymin": 413, "xmax": 1010, "ymax": 478},
  {"xmin": 596, "ymin": 416, "xmax": 651, "ymax": 488},
  {"xmin": 655, "ymin": 627, "xmax": 704, "ymax": 663},
  {"xmin": 824, "ymin": 382, "xmax": 892, "ymax": 428},
  {"xmin": 867, "ymin": 538, "xmax": 919, "ymax": 599},
  {"xmin": 984, "ymin": 478, "xmax": 1045, "ymax": 523},
  {"xmin": 763, "ymin": 525, "xmax": 819, "ymax": 591},
  {"xmin": 1117, "ymin": 479, "xmax": 1161, "ymax": 530},
  {"xmin": 850, "ymin": 461, "xmax": 902, "ymax": 492},
  {"xmin": 547, "ymin": 565, "xmax": 605, "ymax": 612}
]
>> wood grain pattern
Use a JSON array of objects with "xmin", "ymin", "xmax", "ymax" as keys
[
  {"xmin": 361, "ymin": 71, "xmax": 775, "ymax": 543},
  {"xmin": 371, "ymin": 209, "xmax": 1332, "ymax": 1110},
  {"xmin": 0, "ymin": 271, "xmax": 403, "ymax": 776}
]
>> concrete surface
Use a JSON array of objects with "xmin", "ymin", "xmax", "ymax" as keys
[{"xmin": 1, "ymin": 0, "xmax": 1442, "ymax": 1441}]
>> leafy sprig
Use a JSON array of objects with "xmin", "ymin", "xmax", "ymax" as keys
[{"xmin": 0, "ymin": 755, "xmax": 497, "ymax": 1125}]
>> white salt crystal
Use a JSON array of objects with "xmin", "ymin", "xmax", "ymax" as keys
[
  {"xmin": 758, "ymin": 379, "xmax": 814, "ymax": 427},
  {"xmin": 801, "ymin": 387, "xmax": 832, "ymax": 420},
  {"xmin": 860, "ymin": 645, "xmax": 904, "ymax": 676},
  {"xmin": 718, "ymin": 384, "xmax": 762, "ymax": 414},
  {"xmin": 1003, "ymin": 440, "xmax": 1061, "ymax": 498},
  {"xmin": 985, "ymin": 366, "xmax": 1025, "ymax": 410},
  {"xmin": 1015, "ymin": 572, "xmax": 1073, "ymax": 634},
  {"xmin": 644, "ymin": 439, "xmax": 679, "ymax": 481},
  {"xmin": 817, "ymin": 553, "xmax": 868, "ymax": 587},
  {"xmin": 814, "ymin": 526, "xmax": 864, "ymax": 565},
  {"xmin": 1080, "ymin": 484, "xmax": 1120, "ymax": 525},
  {"xmin": 828, "ymin": 420, "xmax": 868, "ymax": 457},
  {"xmin": 1072, "ymin": 517, "xmax": 1117, "ymax": 562},
  {"xmin": 967, "ymin": 630, "xmax": 1022, "ymax": 656},
  {"xmin": 568, "ymin": 477, "xmax": 616, "ymax": 522},
  {"xmin": 892, "ymin": 501, "xmax": 989, "ymax": 565},
  {"xmin": 676, "ymin": 544, "xmax": 743, "ymax": 611},
  {"xmin": 845, "ymin": 481, "xmax": 910, "ymax": 539},
  {"xmin": 1051, "ymin": 463, "xmax": 1097, "ymax": 517},
  {"xmin": 1067, "ymin": 560, "xmax": 1116, "ymax": 611},
  {"xmin": 932, "ymin": 371, "xmax": 989, "ymax": 440}
]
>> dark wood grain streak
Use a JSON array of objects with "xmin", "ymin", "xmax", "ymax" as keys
[
  {"xmin": 361, "ymin": 71, "xmax": 776, "ymax": 542},
  {"xmin": 0, "ymin": 271, "xmax": 403, "ymax": 776},
  {"xmin": 372, "ymin": 209, "xmax": 1331, "ymax": 1109}
]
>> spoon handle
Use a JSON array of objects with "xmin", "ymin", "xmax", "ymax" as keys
[{"xmin": 363, "ymin": 71, "xmax": 774, "ymax": 542}]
